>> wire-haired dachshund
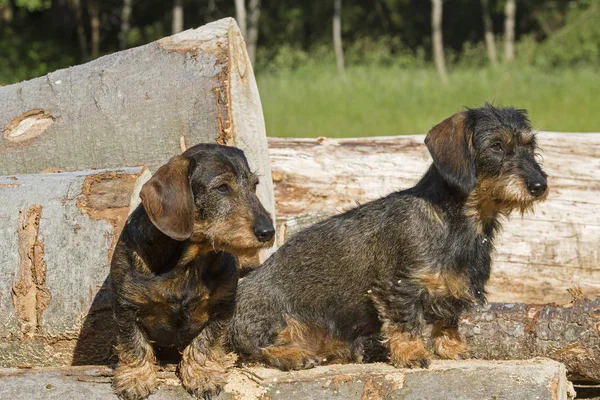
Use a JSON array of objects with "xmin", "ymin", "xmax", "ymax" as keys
[
  {"xmin": 229, "ymin": 104, "xmax": 548, "ymax": 370},
  {"xmin": 110, "ymin": 144, "xmax": 274, "ymax": 399}
]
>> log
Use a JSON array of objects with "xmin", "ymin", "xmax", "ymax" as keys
[
  {"xmin": 0, "ymin": 168, "xmax": 148, "ymax": 367},
  {"xmin": 0, "ymin": 359, "xmax": 575, "ymax": 400},
  {"xmin": 0, "ymin": 17, "xmax": 275, "ymax": 227},
  {"xmin": 268, "ymin": 133, "xmax": 600, "ymax": 304},
  {"xmin": 462, "ymin": 297, "xmax": 600, "ymax": 383}
]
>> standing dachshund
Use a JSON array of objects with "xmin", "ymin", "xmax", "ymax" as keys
[
  {"xmin": 110, "ymin": 144, "xmax": 274, "ymax": 399},
  {"xmin": 229, "ymin": 104, "xmax": 548, "ymax": 370}
]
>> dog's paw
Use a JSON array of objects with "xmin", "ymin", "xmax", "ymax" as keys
[
  {"xmin": 178, "ymin": 360, "xmax": 227, "ymax": 400},
  {"xmin": 433, "ymin": 334, "xmax": 472, "ymax": 360},
  {"xmin": 389, "ymin": 339, "xmax": 432, "ymax": 369},
  {"xmin": 112, "ymin": 362, "xmax": 157, "ymax": 400},
  {"xmin": 263, "ymin": 346, "xmax": 321, "ymax": 371}
]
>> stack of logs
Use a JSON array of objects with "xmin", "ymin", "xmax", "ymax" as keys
[{"xmin": 0, "ymin": 17, "xmax": 598, "ymax": 388}]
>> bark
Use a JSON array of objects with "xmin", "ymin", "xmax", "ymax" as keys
[
  {"xmin": 235, "ymin": 0, "xmax": 247, "ymax": 39},
  {"xmin": 333, "ymin": 0, "xmax": 345, "ymax": 77},
  {"xmin": 119, "ymin": 0, "xmax": 132, "ymax": 49},
  {"xmin": 0, "ymin": 360, "xmax": 573, "ymax": 399},
  {"xmin": 431, "ymin": 0, "xmax": 448, "ymax": 83},
  {"xmin": 267, "ymin": 134, "xmax": 600, "ymax": 304},
  {"xmin": 171, "ymin": 0, "xmax": 183, "ymax": 34},
  {"xmin": 0, "ymin": 18, "xmax": 275, "ymax": 223},
  {"xmin": 481, "ymin": 0, "xmax": 498, "ymax": 66},
  {"xmin": 89, "ymin": 0, "xmax": 100, "ymax": 58},
  {"xmin": 504, "ymin": 0, "xmax": 516, "ymax": 61},
  {"xmin": 462, "ymin": 298, "xmax": 600, "ymax": 383},
  {"xmin": 246, "ymin": 0, "xmax": 261, "ymax": 65},
  {"xmin": 0, "ymin": 167, "xmax": 148, "ymax": 366}
]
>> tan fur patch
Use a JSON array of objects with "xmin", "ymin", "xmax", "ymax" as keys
[
  {"xmin": 178, "ymin": 343, "xmax": 235, "ymax": 397},
  {"xmin": 381, "ymin": 323, "xmax": 431, "ymax": 368},
  {"xmin": 415, "ymin": 271, "xmax": 473, "ymax": 300},
  {"xmin": 465, "ymin": 173, "xmax": 548, "ymax": 233},
  {"xmin": 113, "ymin": 335, "xmax": 157, "ymax": 399},
  {"xmin": 431, "ymin": 321, "xmax": 469, "ymax": 360},
  {"xmin": 261, "ymin": 319, "xmax": 354, "ymax": 369}
]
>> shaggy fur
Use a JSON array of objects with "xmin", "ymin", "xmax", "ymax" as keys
[
  {"xmin": 229, "ymin": 104, "xmax": 548, "ymax": 370},
  {"xmin": 110, "ymin": 144, "xmax": 274, "ymax": 399}
]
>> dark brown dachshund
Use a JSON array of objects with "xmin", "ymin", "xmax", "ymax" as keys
[
  {"xmin": 110, "ymin": 144, "xmax": 274, "ymax": 400},
  {"xmin": 229, "ymin": 104, "xmax": 548, "ymax": 370}
]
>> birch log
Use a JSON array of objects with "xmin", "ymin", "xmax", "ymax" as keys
[
  {"xmin": 268, "ymin": 133, "xmax": 600, "ymax": 304},
  {"xmin": 0, "ymin": 168, "xmax": 148, "ymax": 367},
  {"xmin": 0, "ymin": 17, "xmax": 275, "ymax": 225}
]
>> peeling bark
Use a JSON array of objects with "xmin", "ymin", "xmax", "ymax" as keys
[
  {"xmin": 11, "ymin": 205, "xmax": 51, "ymax": 339},
  {"xmin": 462, "ymin": 298, "xmax": 600, "ymax": 383}
]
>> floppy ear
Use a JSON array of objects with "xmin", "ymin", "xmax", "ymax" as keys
[
  {"xmin": 140, "ymin": 155, "xmax": 195, "ymax": 241},
  {"xmin": 424, "ymin": 112, "xmax": 477, "ymax": 193}
]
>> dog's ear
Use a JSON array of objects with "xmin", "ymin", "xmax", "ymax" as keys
[
  {"xmin": 424, "ymin": 112, "xmax": 477, "ymax": 193},
  {"xmin": 140, "ymin": 155, "xmax": 195, "ymax": 241}
]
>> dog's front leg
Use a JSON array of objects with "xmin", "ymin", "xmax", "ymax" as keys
[
  {"xmin": 431, "ymin": 319, "xmax": 472, "ymax": 360},
  {"xmin": 178, "ymin": 319, "xmax": 235, "ymax": 399},
  {"xmin": 370, "ymin": 283, "xmax": 432, "ymax": 368},
  {"xmin": 112, "ymin": 308, "xmax": 157, "ymax": 400}
]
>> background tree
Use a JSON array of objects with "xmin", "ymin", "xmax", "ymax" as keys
[
  {"xmin": 481, "ymin": 0, "xmax": 498, "ymax": 66},
  {"xmin": 504, "ymin": 0, "xmax": 516, "ymax": 61},
  {"xmin": 172, "ymin": 0, "xmax": 184, "ymax": 34},
  {"xmin": 235, "ymin": 0, "xmax": 247, "ymax": 38},
  {"xmin": 246, "ymin": 0, "xmax": 260, "ymax": 65},
  {"xmin": 431, "ymin": 0, "xmax": 448, "ymax": 83},
  {"xmin": 333, "ymin": 0, "xmax": 345, "ymax": 77}
]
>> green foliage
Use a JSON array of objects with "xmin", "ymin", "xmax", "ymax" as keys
[
  {"xmin": 533, "ymin": 3, "xmax": 600, "ymax": 67},
  {"xmin": 14, "ymin": 0, "xmax": 50, "ymax": 12},
  {"xmin": 257, "ymin": 63, "xmax": 600, "ymax": 137},
  {"xmin": 0, "ymin": 27, "xmax": 75, "ymax": 84}
]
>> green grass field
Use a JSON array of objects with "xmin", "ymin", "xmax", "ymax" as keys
[{"xmin": 257, "ymin": 64, "xmax": 600, "ymax": 137}]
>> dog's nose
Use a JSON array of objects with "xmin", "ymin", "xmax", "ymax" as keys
[
  {"xmin": 527, "ymin": 180, "xmax": 547, "ymax": 197},
  {"xmin": 254, "ymin": 218, "xmax": 275, "ymax": 243}
]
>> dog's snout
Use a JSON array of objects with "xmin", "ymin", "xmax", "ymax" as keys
[
  {"xmin": 527, "ymin": 179, "xmax": 547, "ymax": 198},
  {"xmin": 254, "ymin": 216, "xmax": 275, "ymax": 243}
]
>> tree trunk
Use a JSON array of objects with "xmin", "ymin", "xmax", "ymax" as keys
[
  {"xmin": 462, "ymin": 298, "xmax": 600, "ymax": 383},
  {"xmin": 71, "ymin": 0, "xmax": 88, "ymax": 57},
  {"xmin": 481, "ymin": 0, "xmax": 498, "ymax": 66},
  {"xmin": 0, "ymin": 18, "xmax": 275, "ymax": 368},
  {"xmin": 333, "ymin": 0, "xmax": 345, "ymax": 77},
  {"xmin": 0, "ymin": 167, "xmax": 148, "ymax": 366},
  {"xmin": 234, "ymin": 0, "xmax": 247, "ymax": 39},
  {"xmin": 246, "ymin": 0, "xmax": 261, "ymax": 65},
  {"xmin": 0, "ymin": 359, "xmax": 574, "ymax": 398},
  {"xmin": 1, "ymin": 1, "xmax": 13, "ymax": 23},
  {"xmin": 89, "ymin": 0, "xmax": 100, "ymax": 58},
  {"xmin": 267, "ymin": 134, "xmax": 600, "ymax": 304},
  {"xmin": 431, "ymin": 0, "xmax": 448, "ymax": 83},
  {"xmin": 119, "ymin": 0, "xmax": 132, "ymax": 49},
  {"xmin": 171, "ymin": 0, "xmax": 183, "ymax": 34},
  {"xmin": 504, "ymin": 0, "xmax": 516, "ymax": 61}
]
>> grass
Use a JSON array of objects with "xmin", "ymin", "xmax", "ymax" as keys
[{"xmin": 256, "ymin": 63, "xmax": 600, "ymax": 137}]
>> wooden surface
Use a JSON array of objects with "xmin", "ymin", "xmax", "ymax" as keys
[
  {"xmin": 268, "ymin": 133, "xmax": 600, "ymax": 304},
  {"xmin": 0, "ymin": 168, "xmax": 147, "ymax": 367},
  {"xmin": 0, "ymin": 17, "xmax": 275, "ymax": 230},
  {"xmin": 0, "ymin": 359, "xmax": 573, "ymax": 400}
]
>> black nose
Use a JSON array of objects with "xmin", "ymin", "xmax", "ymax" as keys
[
  {"xmin": 254, "ymin": 218, "xmax": 275, "ymax": 243},
  {"xmin": 527, "ymin": 180, "xmax": 547, "ymax": 198}
]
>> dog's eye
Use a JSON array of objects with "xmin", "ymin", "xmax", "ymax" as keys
[
  {"xmin": 215, "ymin": 184, "xmax": 230, "ymax": 194},
  {"xmin": 491, "ymin": 142, "xmax": 503, "ymax": 152}
]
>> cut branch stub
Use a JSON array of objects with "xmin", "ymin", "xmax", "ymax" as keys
[{"xmin": 3, "ymin": 109, "xmax": 55, "ymax": 144}]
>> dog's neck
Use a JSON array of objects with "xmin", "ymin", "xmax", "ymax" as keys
[
  {"xmin": 127, "ymin": 206, "xmax": 217, "ymax": 274},
  {"xmin": 413, "ymin": 166, "xmax": 500, "ymax": 238}
]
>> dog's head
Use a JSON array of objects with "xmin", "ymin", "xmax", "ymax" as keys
[
  {"xmin": 425, "ymin": 104, "xmax": 548, "ymax": 213},
  {"xmin": 140, "ymin": 144, "xmax": 274, "ymax": 254}
]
